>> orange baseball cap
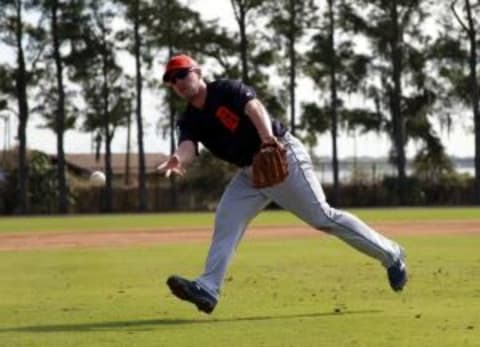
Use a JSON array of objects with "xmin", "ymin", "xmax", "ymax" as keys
[{"xmin": 163, "ymin": 54, "xmax": 199, "ymax": 82}]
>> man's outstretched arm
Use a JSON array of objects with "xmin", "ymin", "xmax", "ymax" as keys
[
  {"xmin": 157, "ymin": 140, "xmax": 196, "ymax": 177},
  {"xmin": 244, "ymin": 98, "xmax": 275, "ymax": 144}
]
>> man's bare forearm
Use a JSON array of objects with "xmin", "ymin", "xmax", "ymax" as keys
[
  {"xmin": 245, "ymin": 99, "xmax": 274, "ymax": 143},
  {"xmin": 174, "ymin": 140, "xmax": 196, "ymax": 167}
]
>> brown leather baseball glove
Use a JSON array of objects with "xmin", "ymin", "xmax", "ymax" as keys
[{"xmin": 252, "ymin": 138, "xmax": 289, "ymax": 188}]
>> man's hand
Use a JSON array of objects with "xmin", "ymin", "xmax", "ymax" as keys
[
  {"xmin": 157, "ymin": 154, "xmax": 186, "ymax": 178},
  {"xmin": 157, "ymin": 141, "xmax": 196, "ymax": 177}
]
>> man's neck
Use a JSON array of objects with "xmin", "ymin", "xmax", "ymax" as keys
[{"xmin": 189, "ymin": 81, "xmax": 207, "ymax": 109}]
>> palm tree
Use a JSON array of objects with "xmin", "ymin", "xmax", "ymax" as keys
[{"xmin": 450, "ymin": 0, "xmax": 480, "ymax": 202}]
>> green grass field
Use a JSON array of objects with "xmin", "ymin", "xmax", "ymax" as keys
[
  {"xmin": 0, "ymin": 208, "xmax": 479, "ymax": 346},
  {"xmin": 0, "ymin": 207, "xmax": 479, "ymax": 233}
]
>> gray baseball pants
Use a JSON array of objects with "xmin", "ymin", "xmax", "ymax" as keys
[{"xmin": 196, "ymin": 133, "xmax": 404, "ymax": 299}]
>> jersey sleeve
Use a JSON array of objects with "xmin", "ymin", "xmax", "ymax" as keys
[
  {"xmin": 177, "ymin": 116, "xmax": 199, "ymax": 155},
  {"xmin": 222, "ymin": 80, "xmax": 257, "ymax": 113}
]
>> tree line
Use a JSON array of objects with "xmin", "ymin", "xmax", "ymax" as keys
[{"xmin": 0, "ymin": 0, "xmax": 479, "ymax": 214}]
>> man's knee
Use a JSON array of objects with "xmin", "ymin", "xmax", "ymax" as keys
[{"xmin": 311, "ymin": 203, "xmax": 339, "ymax": 231}]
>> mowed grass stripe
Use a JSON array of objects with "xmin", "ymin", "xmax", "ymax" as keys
[{"xmin": 0, "ymin": 207, "xmax": 479, "ymax": 234}]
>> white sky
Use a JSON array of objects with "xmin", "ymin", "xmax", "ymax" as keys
[{"xmin": 0, "ymin": 0, "xmax": 475, "ymax": 159}]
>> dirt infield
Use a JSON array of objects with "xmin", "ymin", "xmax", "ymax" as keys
[{"xmin": 0, "ymin": 220, "xmax": 479, "ymax": 251}]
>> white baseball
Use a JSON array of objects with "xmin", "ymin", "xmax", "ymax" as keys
[{"xmin": 90, "ymin": 170, "xmax": 106, "ymax": 186}]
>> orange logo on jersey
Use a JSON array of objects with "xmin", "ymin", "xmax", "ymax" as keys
[{"xmin": 216, "ymin": 106, "xmax": 240, "ymax": 132}]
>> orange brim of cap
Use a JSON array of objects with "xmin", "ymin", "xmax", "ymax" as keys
[{"xmin": 162, "ymin": 54, "xmax": 198, "ymax": 83}]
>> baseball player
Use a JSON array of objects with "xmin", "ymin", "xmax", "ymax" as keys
[{"xmin": 158, "ymin": 54, "xmax": 407, "ymax": 314}]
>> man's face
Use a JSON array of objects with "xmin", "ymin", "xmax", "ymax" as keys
[{"xmin": 167, "ymin": 68, "xmax": 201, "ymax": 100}]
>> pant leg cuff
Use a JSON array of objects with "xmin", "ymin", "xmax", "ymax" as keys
[{"xmin": 195, "ymin": 278, "xmax": 220, "ymax": 300}]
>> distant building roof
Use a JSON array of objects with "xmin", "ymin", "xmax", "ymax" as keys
[{"xmin": 53, "ymin": 152, "xmax": 169, "ymax": 175}]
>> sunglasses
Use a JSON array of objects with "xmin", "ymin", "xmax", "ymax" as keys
[{"xmin": 165, "ymin": 68, "xmax": 193, "ymax": 84}]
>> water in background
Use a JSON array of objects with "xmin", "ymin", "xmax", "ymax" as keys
[{"xmin": 315, "ymin": 159, "xmax": 475, "ymax": 184}]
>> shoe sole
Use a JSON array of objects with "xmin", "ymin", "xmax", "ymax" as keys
[
  {"xmin": 167, "ymin": 277, "xmax": 215, "ymax": 314},
  {"xmin": 391, "ymin": 262, "xmax": 408, "ymax": 292},
  {"xmin": 393, "ymin": 272, "xmax": 408, "ymax": 291}
]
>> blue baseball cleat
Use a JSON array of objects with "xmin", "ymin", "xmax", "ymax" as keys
[
  {"xmin": 167, "ymin": 275, "xmax": 217, "ymax": 314},
  {"xmin": 387, "ymin": 260, "xmax": 408, "ymax": 292}
]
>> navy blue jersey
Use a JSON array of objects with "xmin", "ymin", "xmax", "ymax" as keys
[{"xmin": 177, "ymin": 79, "xmax": 287, "ymax": 167}]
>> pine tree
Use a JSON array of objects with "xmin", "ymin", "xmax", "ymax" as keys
[
  {"xmin": 302, "ymin": 0, "xmax": 370, "ymax": 204},
  {"xmin": 449, "ymin": 0, "xmax": 480, "ymax": 202},
  {"xmin": 342, "ymin": 0, "xmax": 438, "ymax": 204},
  {"xmin": 0, "ymin": 0, "xmax": 44, "ymax": 213},
  {"xmin": 264, "ymin": 0, "xmax": 317, "ymax": 136},
  {"xmin": 71, "ymin": 0, "xmax": 132, "ymax": 211},
  {"xmin": 34, "ymin": 0, "xmax": 90, "ymax": 213},
  {"xmin": 115, "ymin": 0, "xmax": 151, "ymax": 211}
]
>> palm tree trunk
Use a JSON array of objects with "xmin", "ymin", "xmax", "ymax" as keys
[
  {"xmin": 52, "ymin": 0, "xmax": 68, "ymax": 214},
  {"xmin": 390, "ymin": 0, "xmax": 407, "ymax": 204},
  {"xmin": 465, "ymin": 0, "xmax": 480, "ymax": 203},
  {"xmin": 231, "ymin": 0, "xmax": 249, "ymax": 84},
  {"xmin": 166, "ymin": 0, "xmax": 177, "ymax": 210},
  {"xmin": 124, "ymin": 111, "xmax": 131, "ymax": 186},
  {"xmin": 288, "ymin": 0, "xmax": 296, "ymax": 136},
  {"xmin": 327, "ymin": 0, "xmax": 340, "ymax": 205},
  {"xmin": 134, "ymin": 0, "xmax": 147, "ymax": 211},
  {"xmin": 15, "ymin": 0, "xmax": 29, "ymax": 214},
  {"xmin": 239, "ymin": 8, "xmax": 248, "ymax": 84},
  {"xmin": 102, "ymin": 44, "xmax": 113, "ymax": 212}
]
